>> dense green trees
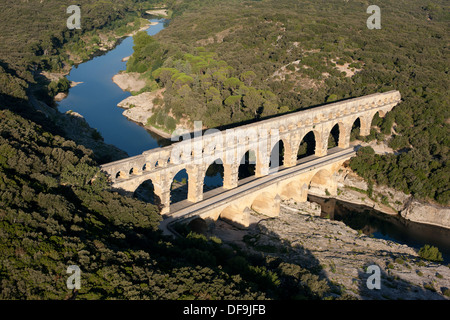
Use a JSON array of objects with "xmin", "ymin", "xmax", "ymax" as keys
[
  {"xmin": 135, "ymin": 0, "xmax": 448, "ymax": 205},
  {"xmin": 128, "ymin": 40, "xmax": 283, "ymax": 128},
  {"xmin": 350, "ymin": 147, "xmax": 449, "ymax": 204},
  {"xmin": 0, "ymin": 0, "xmax": 448, "ymax": 300}
]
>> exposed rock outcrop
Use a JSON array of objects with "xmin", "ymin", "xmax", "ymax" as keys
[
  {"xmin": 213, "ymin": 201, "xmax": 450, "ymax": 300},
  {"xmin": 335, "ymin": 166, "xmax": 450, "ymax": 229},
  {"xmin": 112, "ymin": 72, "xmax": 147, "ymax": 92},
  {"xmin": 401, "ymin": 199, "xmax": 450, "ymax": 229}
]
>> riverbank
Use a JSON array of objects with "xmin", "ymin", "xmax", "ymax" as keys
[
  {"xmin": 325, "ymin": 164, "xmax": 450, "ymax": 230},
  {"xmin": 35, "ymin": 16, "xmax": 157, "ymax": 104},
  {"xmin": 116, "ymin": 88, "xmax": 173, "ymax": 139},
  {"xmin": 113, "ymin": 69, "xmax": 192, "ymax": 139},
  {"xmin": 211, "ymin": 199, "xmax": 450, "ymax": 300},
  {"xmin": 28, "ymin": 14, "xmax": 163, "ymax": 162},
  {"xmin": 28, "ymin": 91, "xmax": 128, "ymax": 163}
]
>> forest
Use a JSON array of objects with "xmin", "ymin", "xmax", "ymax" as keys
[
  {"xmin": 125, "ymin": 0, "xmax": 449, "ymax": 205},
  {"xmin": 0, "ymin": 0, "xmax": 353, "ymax": 300}
]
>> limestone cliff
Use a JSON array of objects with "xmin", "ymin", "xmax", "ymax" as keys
[
  {"xmin": 334, "ymin": 166, "xmax": 450, "ymax": 229},
  {"xmin": 400, "ymin": 198, "xmax": 450, "ymax": 229}
]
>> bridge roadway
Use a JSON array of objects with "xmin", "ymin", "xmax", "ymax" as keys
[{"xmin": 160, "ymin": 146, "xmax": 356, "ymax": 236}]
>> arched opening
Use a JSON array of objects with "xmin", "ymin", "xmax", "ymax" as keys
[
  {"xmin": 238, "ymin": 150, "xmax": 256, "ymax": 180},
  {"xmin": 350, "ymin": 118, "xmax": 362, "ymax": 142},
  {"xmin": 297, "ymin": 131, "xmax": 316, "ymax": 160},
  {"xmin": 116, "ymin": 171, "xmax": 127, "ymax": 179},
  {"xmin": 129, "ymin": 167, "xmax": 139, "ymax": 176},
  {"xmin": 170, "ymin": 169, "xmax": 189, "ymax": 205},
  {"xmin": 371, "ymin": 112, "xmax": 382, "ymax": 127},
  {"xmin": 203, "ymin": 158, "xmax": 224, "ymax": 193},
  {"xmin": 309, "ymin": 169, "xmax": 335, "ymax": 197},
  {"xmin": 134, "ymin": 179, "xmax": 161, "ymax": 207},
  {"xmin": 328, "ymin": 124, "xmax": 340, "ymax": 149},
  {"xmin": 188, "ymin": 218, "xmax": 208, "ymax": 235},
  {"xmin": 269, "ymin": 140, "xmax": 285, "ymax": 170}
]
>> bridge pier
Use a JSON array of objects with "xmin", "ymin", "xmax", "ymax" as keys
[
  {"xmin": 187, "ymin": 165, "xmax": 204, "ymax": 203},
  {"xmin": 156, "ymin": 187, "xmax": 171, "ymax": 215},
  {"xmin": 223, "ymin": 163, "xmax": 239, "ymax": 189},
  {"xmin": 256, "ymin": 160, "xmax": 270, "ymax": 177},
  {"xmin": 359, "ymin": 114, "xmax": 372, "ymax": 136}
]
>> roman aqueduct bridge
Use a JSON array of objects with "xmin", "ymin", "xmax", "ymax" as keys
[{"xmin": 100, "ymin": 90, "xmax": 401, "ymax": 219}]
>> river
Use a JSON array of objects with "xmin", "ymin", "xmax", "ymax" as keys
[
  {"xmin": 309, "ymin": 195, "xmax": 450, "ymax": 263},
  {"xmin": 57, "ymin": 16, "xmax": 449, "ymax": 264},
  {"xmin": 58, "ymin": 18, "xmax": 168, "ymax": 157}
]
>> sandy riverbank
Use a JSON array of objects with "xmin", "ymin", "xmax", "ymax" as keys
[
  {"xmin": 146, "ymin": 9, "xmax": 169, "ymax": 17},
  {"xmin": 125, "ymin": 21, "xmax": 160, "ymax": 37},
  {"xmin": 112, "ymin": 72, "xmax": 147, "ymax": 92}
]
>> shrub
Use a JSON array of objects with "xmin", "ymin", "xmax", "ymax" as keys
[
  {"xmin": 424, "ymin": 282, "xmax": 436, "ymax": 292},
  {"xmin": 418, "ymin": 245, "xmax": 443, "ymax": 262}
]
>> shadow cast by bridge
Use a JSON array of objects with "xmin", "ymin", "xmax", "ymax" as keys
[{"xmin": 173, "ymin": 214, "xmax": 338, "ymax": 300}]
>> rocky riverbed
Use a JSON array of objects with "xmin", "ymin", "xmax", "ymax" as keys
[{"xmin": 211, "ymin": 199, "xmax": 450, "ymax": 300}]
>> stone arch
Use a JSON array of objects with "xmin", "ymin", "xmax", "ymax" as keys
[
  {"xmin": 238, "ymin": 149, "xmax": 257, "ymax": 180},
  {"xmin": 116, "ymin": 171, "xmax": 128, "ymax": 180},
  {"xmin": 134, "ymin": 178, "xmax": 161, "ymax": 208},
  {"xmin": 297, "ymin": 130, "xmax": 319, "ymax": 160},
  {"xmin": 308, "ymin": 169, "xmax": 337, "ymax": 196},
  {"xmin": 251, "ymin": 192, "xmax": 280, "ymax": 218},
  {"xmin": 375, "ymin": 109, "xmax": 387, "ymax": 118},
  {"xmin": 327, "ymin": 122, "xmax": 346, "ymax": 149},
  {"xmin": 143, "ymin": 163, "xmax": 151, "ymax": 171},
  {"xmin": 129, "ymin": 167, "xmax": 140, "ymax": 176},
  {"xmin": 269, "ymin": 139, "xmax": 286, "ymax": 170},
  {"xmin": 203, "ymin": 157, "xmax": 224, "ymax": 194},
  {"xmin": 281, "ymin": 181, "xmax": 308, "ymax": 203},
  {"xmin": 219, "ymin": 204, "xmax": 250, "ymax": 228},
  {"xmin": 369, "ymin": 110, "xmax": 385, "ymax": 128},
  {"xmin": 349, "ymin": 117, "xmax": 362, "ymax": 142},
  {"xmin": 236, "ymin": 146, "xmax": 258, "ymax": 167}
]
